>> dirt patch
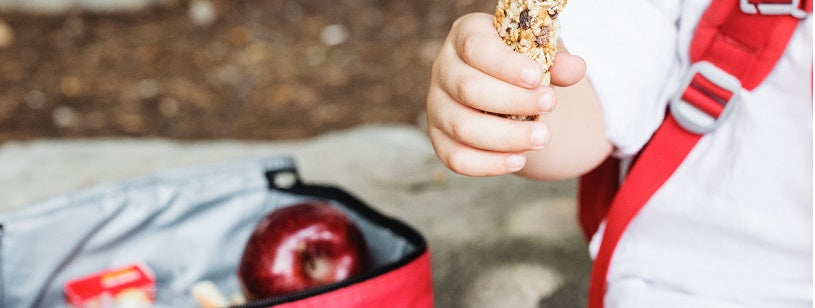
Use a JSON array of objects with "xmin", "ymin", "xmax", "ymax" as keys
[{"xmin": 0, "ymin": 0, "xmax": 493, "ymax": 141}]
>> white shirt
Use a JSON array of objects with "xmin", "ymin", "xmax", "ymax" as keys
[{"xmin": 560, "ymin": 1, "xmax": 813, "ymax": 307}]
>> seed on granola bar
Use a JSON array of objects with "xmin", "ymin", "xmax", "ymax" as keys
[
  {"xmin": 536, "ymin": 32, "xmax": 548, "ymax": 46},
  {"xmin": 519, "ymin": 9, "xmax": 532, "ymax": 29}
]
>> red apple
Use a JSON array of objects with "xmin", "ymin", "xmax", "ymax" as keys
[{"xmin": 237, "ymin": 201, "xmax": 371, "ymax": 300}]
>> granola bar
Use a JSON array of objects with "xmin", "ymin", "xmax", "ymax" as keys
[{"xmin": 493, "ymin": 0, "xmax": 566, "ymax": 121}]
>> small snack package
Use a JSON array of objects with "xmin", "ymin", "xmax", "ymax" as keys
[{"xmin": 64, "ymin": 263, "xmax": 155, "ymax": 308}]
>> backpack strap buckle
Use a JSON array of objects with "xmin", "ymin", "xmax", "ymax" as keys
[
  {"xmin": 669, "ymin": 61, "xmax": 741, "ymax": 134},
  {"xmin": 740, "ymin": 0, "xmax": 809, "ymax": 18}
]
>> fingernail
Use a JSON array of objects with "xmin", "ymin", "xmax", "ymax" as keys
[
  {"xmin": 506, "ymin": 154, "xmax": 525, "ymax": 171},
  {"xmin": 530, "ymin": 124, "xmax": 549, "ymax": 149},
  {"xmin": 521, "ymin": 67, "xmax": 540, "ymax": 87},
  {"xmin": 538, "ymin": 92, "xmax": 554, "ymax": 112}
]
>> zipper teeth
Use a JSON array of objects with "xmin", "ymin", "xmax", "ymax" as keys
[{"xmin": 231, "ymin": 248, "xmax": 423, "ymax": 308}]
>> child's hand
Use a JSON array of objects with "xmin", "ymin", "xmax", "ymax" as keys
[{"xmin": 426, "ymin": 13, "xmax": 586, "ymax": 177}]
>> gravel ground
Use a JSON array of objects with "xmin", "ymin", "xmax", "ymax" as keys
[{"xmin": 0, "ymin": 0, "xmax": 494, "ymax": 141}]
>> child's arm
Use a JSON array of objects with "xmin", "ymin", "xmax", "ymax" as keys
[
  {"xmin": 426, "ymin": 13, "xmax": 612, "ymax": 179},
  {"xmin": 518, "ymin": 75, "xmax": 612, "ymax": 181}
]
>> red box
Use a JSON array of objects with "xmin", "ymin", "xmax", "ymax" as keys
[{"xmin": 64, "ymin": 263, "xmax": 155, "ymax": 308}]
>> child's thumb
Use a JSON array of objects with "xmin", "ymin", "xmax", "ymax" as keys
[{"xmin": 551, "ymin": 50, "xmax": 586, "ymax": 87}]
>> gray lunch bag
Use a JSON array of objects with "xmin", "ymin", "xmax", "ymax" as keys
[{"xmin": 0, "ymin": 156, "xmax": 432, "ymax": 307}]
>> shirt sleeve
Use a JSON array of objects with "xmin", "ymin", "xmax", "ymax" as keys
[{"xmin": 559, "ymin": 0, "xmax": 683, "ymax": 158}]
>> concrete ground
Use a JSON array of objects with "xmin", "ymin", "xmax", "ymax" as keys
[{"xmin": 0, "ymin": 124, "xmax": 590, "ymax": 308}]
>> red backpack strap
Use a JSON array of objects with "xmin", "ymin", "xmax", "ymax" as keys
[
  {"xmin": 693, "ymin": 0, "xmax": 810, "ymax": 90},
  {"xmin": 585, "ymin": 1, "xmax": 811, "ymax": 307},
  {"xmin": 578, "ymin": 157, "xmax": 620, "ymax": 242}
]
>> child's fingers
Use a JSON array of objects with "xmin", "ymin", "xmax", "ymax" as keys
[
  {"xmin": 550, "ymin": 51, "xmax": 586, "ymax": 87},
  {"xmin": 434, "ymin": 50, "xmax": 556, "ymax": 115},
  {"xmin": 427, "ymin": 87, "xmax": 551, "ymax": 153},
  {"xmin": 451, "ymin": 13, "xmax": 543, "ymax": 89},
  {"xmin": 428, "ymin": 125, "xmax": 527, "ymax": 177}
]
